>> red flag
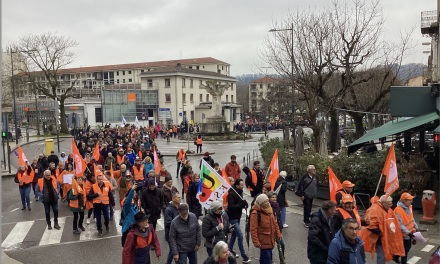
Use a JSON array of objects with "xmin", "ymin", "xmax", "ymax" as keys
[
  {"xmin": 267, "ymin": 149, "xmax": 279, "ymax": 190},
  {"xmin": 153, "ymin": 150, "xmax": 161, "ymax": 174},
  {"xmin": 17, "ymin": 146, "xmax": 34, "ymax": 182},
  {"xmin": 92, "ymin": 142, "xmax": 100, "ymax": 161},
  {"xmin": 383, "ymin": 143, "xmax": 399, "ymax": 199},
  {"xmin": 328, "ymin": 167, "xmax": 343, "ymax": 203},
  {"xmin": 71, "ymin": 138, "xmax": 87, "ymax": 176},
  {"xmin": 110, "ymin": 162, "xmax": 114, "ymax": 179}
]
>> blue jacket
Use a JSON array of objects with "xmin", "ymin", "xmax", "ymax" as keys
[
  {"xmin": 121, "ymin": 189, "xmax": 140, "ymax": 233},
  {"xmin": 327, "ymin": 229, "xmax": 365, "ymax": 264},
  {"xmin": 35, "ymin": 178, "xmax": 60, "ymax": 203},
  {"xmin": 164, "ymin": 202, "xmax": 179, "ymax": 242},
  {"xmin": 395, "ymin": 200, "xmax": 419, "ymax": 240},
  {"xmin": 141, "ymin": 161, "xmax": 154, "ymax": 176},
  {"xmin": 125, "ymin": 152, "xmax": 137, "ymax": 165}
]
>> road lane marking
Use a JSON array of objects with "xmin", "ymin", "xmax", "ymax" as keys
[
  {"xmin": 10, "ymin": 208, "xmax": 19, "ymax": 212},
  {"xmin": 80, "ymin": 220, "xmax": 97, "ymax": 241},
  {"xmin": 2, "ymin": 221, "xmax": 34, "ymax": 249},
  {"xmin": 113, "ymin": 210, "xmax": 122, "ymax": 235},
  {"xmin": 39, "ymin": 217, "xmax": 66, "ymax": 246},
  {"xmin": 407, "ymin": 256, "xmax": 421, "ymax": 264},
  {"xmin": 422, "ymin": 245, "xmax": 435, "ymax": 252}
]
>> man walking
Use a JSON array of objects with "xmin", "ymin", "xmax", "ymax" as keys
[
  {"xmin": 30, "ymin": 158, "xmax": 43, "ymax": 201},
  {"xmin": 248, "ymin": 161, "xmax": 264, "ymax": 197},
  {"xmin": 298, "ymin": 165, "xmax": 318, "ymax": 227},
  {"xmin": 141, "ymin": 179, "xmax": 164, "ymax": 231},
  {"xmin": 87, "ymin": 174, "xmax": 115, "ymax": 236},
  {"xmin": 225, "ymin": 155, "xmax": 241, "ymax": 181},
  {"xmin": 165, "ymin": 193, "xmax": 181, "ymax": 264},
  {"xmin": 274, "ymin": 171, "xmax": 288, "ymax": 228},
  {"xmin": 169, "ymin": 204, "xmax": 201, "ymax": 264},
  {"xmin": 35, "ymin": 170, "xmax": 61, "ymax": 230},
  {"xmin": 395, "ymin": 193, "xmax": 418, "ymax": 264},
  {"xmin": 176, "ymin": 148, "xmax": 187, "ymax": 178}
]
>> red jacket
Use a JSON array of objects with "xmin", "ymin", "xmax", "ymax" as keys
[
  {"xmin": 225, "ymin": 162, "xmax": 241, "ymax": 181},
  {"xmin": 122, "ymin": 225, "xmax": 160, "ymax": 264}
]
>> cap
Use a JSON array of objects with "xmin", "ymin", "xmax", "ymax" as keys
[
  {"xmin": 147, "ymin": 178, "xmax": 156, "ymax": 186},
  {"xmin": 341, "ymin": 194, "xmax": 354, "ymax": 203},
  {"xmin": 400, "ymin": 192, "xmax": 415, "ymax": 200},
  {"xmin": 134, "ymin": 212, "xmax": 150, "ymax": 224},
  {"xmin": 342, "ymin": 180, "xmax": 355, "ymax": 188},
  {"xmin": 204, "ymin": 152, "xmax": 209, "ymax": 156},
  {"xmin": 178, "ymin": 204, "xmax": 188, "ymax": 214}
]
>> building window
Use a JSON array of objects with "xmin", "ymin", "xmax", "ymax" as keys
[
  {"xmin": 260, "ymin": 84, "xmax": 263, "ymax": 89},
  {"xmin": 88, "ymin": 74, "xmax": 91, "ymax": 78},
  {"xmin": 123, "ymin": 71, "xmax": 125, "ymax": 75},
  {"xmin": 117, "ymin": 80, "xmax": 119, "ymax": 84},
  {"xmin": 199, "ymin": 80, "xmax": 202, "ymax": 86},
  {"xmin": 226, "ymin": 95, "xmax": 228, "ymax": 102},
  {"xmin": 222, "ymin": 66, "xmax": 224, "ymax": 70},
  {"xmin": 182, "ymin": 78, "xmax": 186, "ymax": 87},
  {"xmin": 165, "ymin": 78, "xmax": 170, "ymax": 87},
  {"xmin": 123, "ymin": 79, "xmax": 126, "ymax": 83},
  {"xmin": 183, "ymin": 93, "xmax": 186, "ymax": 102},
  {"xmin": 128, "ymin": 71, "xmax": 132, "ymax": 74},
  {"xmin": 129, "ymin": 79, "xmax": 132, "ymax": 82},
  {"xmin": 189, "ymin": 66, "xmax": 192, "ymax": 69},
  {"xmin": 190, "ymin": 94, "xmax": 193, "ymax": 102},
  {"xmin": 141, "ymin": 70, "xmax": 144, "ymax": 73},
  {"xmin": 231, "ymin": 83, "xmax": 234, "ymax": 90},
  {"xmin": 147, "ymin": 79, "xmax": 153, "ymax": 88},
  {"xmin": 190, "ymin": 79, "xmax": 193, "ymax": 88},
  {"xmin": 196, "ymin": 66, "xmax": 199, "ymax": 70},
  {"xmin": 206, "ymin": 94, "xmax": 209, "ymax": 101},
  {"xmin": 231, "ymin": 95, "xmax": 234, "ymax": 102},
  {"xmin": 200, "ymin": 94, "xmax": 203, "ymax": 102},
  {"xmin": 116, "ymin": 72, "xmax": 119, "ymax": 76},
  {"xmin": 165, "ymin": 94, "xmax": 171, "ymax": 102}
]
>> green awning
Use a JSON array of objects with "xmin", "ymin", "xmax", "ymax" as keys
[
  {"xmin": 348, "ymin": 112, "xmax": 439, "ymax": 154},
  {"xmin": 435, "ymin": 125, "xmax": 440, "ymax": 133}
]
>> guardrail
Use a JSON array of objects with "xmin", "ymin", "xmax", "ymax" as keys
[{"xmin": 242, "ymin": 150, "xmax": 259, "ymax": 167}]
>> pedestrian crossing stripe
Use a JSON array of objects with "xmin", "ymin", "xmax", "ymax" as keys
[
  {"xmin": 39, "ymin": 217, "xmax": 66, "ymax": 246},
  {"xmin": 2, "ymin": 221, "xmax": 34, "ymax": 249}
]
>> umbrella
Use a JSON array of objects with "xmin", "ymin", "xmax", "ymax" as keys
[
  {"xmin": 319, "ymin": 120, "xmax": 328, "ymax": 156},
  {"xmin": 245, "ymin": 208, "xmax": 250, "ymax": 249},
  {"xmin": 276, "ymin": 238, "xmax": 285, "ymax": 264}
]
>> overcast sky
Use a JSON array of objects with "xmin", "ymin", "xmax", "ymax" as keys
[{"xmin": 2, "ymin": 0, "xmax": 435, "ymax": 76}]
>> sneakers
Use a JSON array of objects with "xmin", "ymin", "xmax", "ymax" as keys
[
  {"xmin": 28, "ymin": 207, "xmax": 31, "ymax": 211},
  {"xmin": 73, "ymin": 229, "xmax": 81, "ymax": 234},
  {"xmin": 86, "ymin": 218, "xmax": 90, "ymax": 225},
  {"xmin": 54, "ymin": 223, "xmax": 61, "ymax": 230},
  {"xmin": 231, "ymin": 251, "xmax": 239, "ymax": 258},
  {"xmin": 105, "ymin": 225, "xmax": 109, "ymax": 233},
  {"xmin": 283, "ymin": 224, "xmax": 288, "ymax": 228},
  {"xmin": 304, "ymin": 222, "xmax": 310, "ymax": 228},
  {"xmin": 242, "ymin": 256, "xmax": 251, "ymax": 263},
  {"xmin": 78, "ymin": 225, "xmax": 86, "ymax": 231},
  {"xmin": 22, "ymin": 207, "xmax": 25, "ymax": 210},
  {"xmin": 151, "ymin": 246, "xmax": 155, "ymax": 251},
  {"xmin": 98, "ymin": 230, "xmax": 102, "ymax": 237},
  {"xmin": 35, "ymin": 197, "xmax": 39, "ymax": 201}
]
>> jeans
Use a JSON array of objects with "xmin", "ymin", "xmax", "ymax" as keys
[
  {"xmin": 280, "ymin": 206, "xmax": 286, "ymax": 225},
  {"xmin": 260, "ymin": 248, "xmax": 273, "ymax": 264},
  {"xmin": 177, "ymin": 162, "xmax": 182, "ymax": 177},
  {"xmin": 401, "ymin": 239, "xmax": 412, "ymax": 264},
  {"xmin": 73, "ymin": 211, "xmax": 84, "ymax": 230},
  {"xmin": 207, "ymin": 247, "xmax": 213, "ymax": 257},
  {"xmin": 19, "ymin": 186, "xmax": 31, "ymax": 208},
  {"xmin": 376, "ymin": 244, "xmax": 386, "ymax": 264},
  {"xmin": 31, "ymin": 182, "xmax": 38, "ymax": 198},
  {"xmin": 303, "ymin": 197, "xmax": 313, "ymax": 223},
  {"xmin": 94, "ymin": 203, "xmax": 109, "ymax": 231},
  {"xmin": 88, "ymin": 208, "xmax": 94, "ymax": 219},
  {"xmin": 229, "ymin": 219, "xmax": 247, "ymax": 257},
  {"xmin": 166, "ymin": 240, "xmax": 175, "ymax": 264},
  {"xmin": 178, "ymin": 251, "xmax": 197, "ymax": 264},
  {"xmin": 109, "ymin": 204, "xmax": 114, "ymax": 218},
  {"xmin": 43, "ymin": 202, "xmax": 59, "ymax": 225},
  {"xmin": 196, "ymin": 144, "xmax": 202, "ymax": 153},
  {"xmin": 149, "ymin": 217, "xmax": 157, "ymax": 231}
]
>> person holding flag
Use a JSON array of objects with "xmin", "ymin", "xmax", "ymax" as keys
[
  {"xmin": 274, "ymin": 171, "xmax": 288, "ymax": 228},
  {"xmin": 15, "ymin": 163, "xmax": 34, "ymax": 211},
  {"xmin": 333, "ymin": 194, "xmax": 369, "ymax": 233},
  {"xmin": 68, "ymin": 175, "xmax": 86, "ymax": 234},
  {"xmin": 335, "ymin": 180, "xmax": 356, "ymax": 206}
]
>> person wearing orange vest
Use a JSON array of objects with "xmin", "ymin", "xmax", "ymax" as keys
[
  {"xmin": 394, "ymin": 193, "xmax": 419, "ymax": 264},
  {"xmin": 173, "ymin": 126, "xmax": 178, "ymax": 138},
  {"xmin": 131, "ymin": 157, "xmax": 146, "ymax": 196},
  {"xmin": 335, "ymin": 180, "xmax": 356, "ymax": 206},
  {"xmin": 196, "ymin": 134, "xmax": 203, "ymax": 153},
  {"xmin": 248, "ymin": 161, "xmax": 264, "ymax": 197},
  {"xmin": 86, "ymin": 174, "xmax": 115, "ymax": 236},
  {"xmin": 15, "ymin": 163, "xmax": 34, "ymax": 210},
  {"xmin": 114, "ymin": 164, "xmax": 133, "ymax": 203},
  {"xmin": 84, "ymin": 174, "xmax": 96, "ymax": 225},
  {"xmin": 361, "ymin": 195, "xmax": 405, "ymax": 264},
  {"xmin": 116, "ymin": 148, "xmax": 126, "ymax": 169},
  {"xmin": 175, "ymin": 148, "xmax": 187, "ymax": 179},
  {"xmin": 35, "ymin": 170, "xmax": 61, "ymax": 230},
  {"xmin": 334, "ymin": 194, "xmax": 370, "ymax": 235},
  {"xmin": 57, "ymin": 163, "xmax": 75, "ymax": 201},
  {"xmin": 68, "ymin": 175, "xmax": 86, "ymax": 235}
]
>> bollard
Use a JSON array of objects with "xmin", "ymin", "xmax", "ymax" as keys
[
  {"xmin": 243, "ymin": 157, "xmax": 246, "ymax": 167},
  {"xmin": 421, "ymin": 190, "xmax": 437, "ymax": 224}
]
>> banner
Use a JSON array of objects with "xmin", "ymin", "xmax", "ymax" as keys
[
  {"xmin": 383, "ymin": 143, "xmax": 399, "ymax": 199},
  {"xmin": 92, "ymin": 142, "xmax": 100, "ymax": 161},
  {"xmin": 71, "ymin": 138, "xmax": 87, "ymax": 176},
  {"xmin": 197, "ymin": 159, "xmax": 231, "ymax": 210},
  {"xmin": 153, "ymin": 150, "xmax": 161, "ymax": 174},
  {"xmin": 328, "ymin": 166, "xmax": 343, "ymax": 203},
  {"xmin": 268, "ymin": 149, "xmax": 279, "ymax": 190}
]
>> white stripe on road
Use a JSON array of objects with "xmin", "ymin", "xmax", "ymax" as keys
[
  {"xmin": 10, "ymin": 208, "xmax": 20, "ymax": 212},
  {"xmin": 39, "ymin": 217, "xmax": 66, "ymax": 246},
  {"xmin": 80, "ymin": 220, "xmax": 97, "ymax": 241},
  {"xmin": 113, "ymin": 210, "xmax": 122, "ymax": 235},
  {"xmin": 422, "ymin": 244, "xmax": 435, "ymax": 252},
  {"xmin": 156, "ymin": 218, "xmax": 164, "ymax": 231},
  {"xmin": 407, "ymin": 256, "xmax": 421, "ymax": 264},
  {"xmin": 2, "ymin": 221, "xmax": 34, "ymax": 249}
]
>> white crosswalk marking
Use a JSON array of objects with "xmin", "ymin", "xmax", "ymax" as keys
[
  {"xmin": 113, "ymin": 210, "xmax": 122, "ymax": 235},
  {"xmin": 156, "ymin": 218, "xmax": 164, "ymax": 231},
  {"xmin": 2, "ymin": 221, "xmax": 34, "ymax": 249},
  {"xmin": 422, "ymin": 244, "xmax": 435, "ymax": 252},
  {"xmin": 80, "ymin": 222, "xmax": 97, "ymax": 241},
  {"xmin": 39, "ymin": 217, "xmax": 66, "ymax": 246},
  {"xmin": 407, "ymin": 256, "xmax": 421, "ymax": 264}
]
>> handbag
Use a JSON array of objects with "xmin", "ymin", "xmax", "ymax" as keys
[{"xmin": 295, "ymin": 176, "xmax": 314, "ymax": 197}]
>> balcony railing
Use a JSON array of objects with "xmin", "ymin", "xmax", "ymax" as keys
[{"xmin": 421, "ymin": 10, "xmax": 438, "ymax": 35}]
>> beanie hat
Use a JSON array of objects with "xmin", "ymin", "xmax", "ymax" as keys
[
  {"xmin": 210, "ymin": 200, "xmax": 223, "ymax": 211},
  {"xmin": 148, "ymin": 178, "xmax": 156, "ymax": 186},
  {"xmin": 255, "ymin": 194, "xmax": 268, "ymax": 206},
  {"xmin": 165, "ymin": 176, "xmax": 172, "ymax": 183}
]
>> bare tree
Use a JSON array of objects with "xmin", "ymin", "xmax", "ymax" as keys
[{"xmin": 12, "ymin": 31, "xmax": 79, "ymax": 133}]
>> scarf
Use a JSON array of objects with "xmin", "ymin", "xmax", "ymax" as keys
[
  {"xmin": 270, "ymin": 201, "xmax": 279, "ymax": 209},
  {"xmin": 262, "ymin": 206, "xmax": 273, "ymax": 215}
]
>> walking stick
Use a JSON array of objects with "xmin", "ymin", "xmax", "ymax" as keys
[{"xmin": 368, "ymin": 173, "xmax": 384, "ymax": 220}]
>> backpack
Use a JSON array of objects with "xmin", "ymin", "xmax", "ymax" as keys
[
  {"xmin": 245, "ymin": 208, "xmax": 261, "ymax": 232},
  {"xmin": 243, "ymin": 166, "xmax": 251, "ymax": 188},
  {"xmin": 121, "ymin": 227, "xmax": 137, "ymax": 248}
]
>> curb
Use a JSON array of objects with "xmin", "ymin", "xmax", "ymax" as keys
[
  {"xmin": 2, "ymin": 251, "xmax": 24, "ymax": 264},
  {"xmin": 161, "ymin": 152, "xmax": 215, "ymax": 157}
]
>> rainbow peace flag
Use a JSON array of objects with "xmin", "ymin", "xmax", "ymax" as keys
[{"xmin": 197, "ymin": 159, "xmax": 231, "ymax": 210}]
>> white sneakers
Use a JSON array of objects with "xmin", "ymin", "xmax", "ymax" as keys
[
  {"xmin": 86, "ymin": 218, "xmax": 90, "ymax": 225},
  {"xmin": 283, "ymin": 224, "xmax": 289, "ymax": 228}
]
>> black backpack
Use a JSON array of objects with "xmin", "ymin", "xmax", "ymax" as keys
[{"xmin": 121, "ymin": 227, "xmax": 137, "ymax": 248}]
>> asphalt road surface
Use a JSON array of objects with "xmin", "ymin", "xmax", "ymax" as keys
[{"xmin": 2, "ymin": 130, "xmax": 438, "ymax": 264}]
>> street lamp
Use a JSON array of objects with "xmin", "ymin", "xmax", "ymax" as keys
[
  {"xmin": 269, "ymin": 24, "xmax": 296, "ymax": 149},
  {"xmin": 10, "ymin": 48, "xmax": 37, "ymax": 144}
]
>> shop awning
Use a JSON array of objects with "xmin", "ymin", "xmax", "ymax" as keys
[
  {"xmin": 348, "ymin": 112, "xmax": 439, "ymax": 154},
  {"xmin": 435, "ymin": 125, "xmax": 440, "ymax": 133}
]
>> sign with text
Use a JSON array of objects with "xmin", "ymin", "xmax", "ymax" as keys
[
  {"xmin": 158, "ymin": 108, "xmax": 171, "ymax": 120},
  {"xmin": 127, "ymin": 93, "xmax": 136, "ymax": 102}
]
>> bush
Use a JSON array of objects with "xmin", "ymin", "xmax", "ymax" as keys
[
  {"xmin": 48, "ymin": 124, "xmax": 54, "ymax": 132},
  {"xmin": 297, "ymin": 149, "xmax": 332, "ymax": 183},
  {"xmin": 258, "ymin": 137, "xmax": 295, "ymax": 177}
]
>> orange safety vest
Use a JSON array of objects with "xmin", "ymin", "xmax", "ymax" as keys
[
  {"xmin": 17, "ymin": 170, "xmax": 32, "ymax": 186},
  {"xmin": 38, "ymin": 176, "xmax": 58, "ymax": 194},
  {"xmin": 394, "ymin": 205, "xmax": 416, "ymax": 236},
  {"xmin": 133, "ymin": 165, "xmax": 145, "ymax": 181},
  {"xmin": 177, "ymin": 151, "xmax": 186, "ymax": 162},
  {"xmin": 69, "ymin": 184, "xmax": 84, "ymax": 208},
  {"xmin": 336, "ymin": 207, "xmax": 362, "ymax": 236},
  {"xmin": 197, "ymin": 137, "xmax": 202, "ymax": 144},
  {"xmin": 92, "ymin": 183, "xmax": 110, "ymax": 204},
  {"xmin": 248, "ymin": 169, "xmax": 263, "ymax": 191},
  {"xmin": 117, "ymin": 155, "xmax": 125, "ymax": 165}
]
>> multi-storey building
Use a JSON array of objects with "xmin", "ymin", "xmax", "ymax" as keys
[{"xmin": 248, "ymin": 76, "xmax": 278, "ymax": 112}]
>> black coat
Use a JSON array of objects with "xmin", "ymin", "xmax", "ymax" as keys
[
  {"xmin": 307, "ymin": 209, "xmax": 336, "ymax": 264},
  {"xmin": 140, "ymin": 187, "xmax": 164, "ymax": 221},
  {"xmin": 38, "ymin": 157, "xmax": 49, "ymax": 171},
  {"xmin": 271, "ymin": 203, "xmax": 283, "ymax": 233},
  {"xmin": 187, "ymin": 182, "xmax": 202, "ymax": 218},
  {"xmin": 202, "ymin": 211, "xmax": 230, "ymax": 248},
  {"xmin": 227, "ymin": 187, "xmax": 247, "ymax": 221},
  {"xmin": 274, "ymin": 176, "xmax": 288, "ymax": 207},
  {"xmin": 199, "ymin": 156, "xmax": 214, "ymax": 169},
  {"xmin": 47, "ymin": 155, "xmax": 59, "ymax": 166},
  {"xmin": 204, "ymin": 255, "xmax": 236, "ymax": 264}
]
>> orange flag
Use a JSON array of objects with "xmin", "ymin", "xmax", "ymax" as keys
[
  {"xmin": 93, "ymin": 163, "xmax": 111, "ymax": 185},
  {"xmin": 71, "ymin": 176, "xmax": 83, "ymax": 196},
  {"xmin": 92, "ymin": 142, "xmax": 100, "ymax": 161},
  {"xmin": 72, "ymin": 138, "xmax": 87, "ymax": 176},
  {"xmin": 221, "ymin": 168, "xmax": 230, "ymax": 207},
  {"xmin": 383, "ymin": 143, "xmax": 399, "ymax": 199},
  {"xmin": 328, "ymin": 166, "xmax": 343, "ymax": 203},
  {"xmin": 267, "ymin": 149, "xmax": 279, "ymax": 190},
  {"xmin": 153, "ymin": 149, "xmax": 161, "ymax": 174},
  {"xmin": 17, "ymin": 146, "xmax": 34, "ymax": 181},
  {"xmin": 110, "ymin": 162, "xmax": 114, "ymax": 179}
]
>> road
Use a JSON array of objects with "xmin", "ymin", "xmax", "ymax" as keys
[{"xmin": 2, "ymin": 130, "xmax": 438, "ymax": 264}]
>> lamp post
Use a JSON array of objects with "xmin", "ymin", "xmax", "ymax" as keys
[
  {"xmin": 269, "ymin": 24, "xmax": 296, "ymax": 149},
  {"xmin": 9, "ymin": 48, "xmax": 37, "ymax": 144}
]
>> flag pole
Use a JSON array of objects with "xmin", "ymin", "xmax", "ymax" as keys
[
  {"xmin": 368, "ymin": 173, "xmax": 383, "ymax": 219},
  {"xmin": 264, "ymin": 167, "xmax": 271, "ymax": 182}
]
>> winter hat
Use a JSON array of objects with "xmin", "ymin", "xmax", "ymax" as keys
[
  {"xmin": 165, "ymin": 176, "xmax": 172, "ymax": 183},
  {"xmin": 204, "ymin": 152, "xmax": 209, "ymax": 156},
  {"xmin": 210, "ymin": 200, "xmax": 223, "ymax": 211},
  {"xmin": 147, "ymin": 178, "xmax": 156, "ymax": 186},
  {"xmin": 255, "ymin": 194, "xmax": 269, "ymax": 206},
  {"xmin": 134, "ymin": 212, "xmax": 150, "ymax": 224}
]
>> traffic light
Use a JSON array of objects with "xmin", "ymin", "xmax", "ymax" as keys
[
  {"xmin": 240, "ymin": 113, "xmax": 243, "ymax": 120},
  {"xmin": 2, "ymin": 131, "xmax": 6, "ymax": 138},
  {"xmin": 435, "ymin": 134, "xmax": 439, "ymax": 144},
  {"xmin": 55, "ymin": 99, "xmax": 61, "ymax": 129}
]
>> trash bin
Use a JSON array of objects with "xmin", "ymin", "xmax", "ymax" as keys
[{"xmin": 45, "ymin": 139, "xmax": 54, "ymax": 156}]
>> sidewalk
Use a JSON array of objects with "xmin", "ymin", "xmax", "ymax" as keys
[{"xmin": 2, "ymin": 252, "xmax": 23, "ymax": 264}]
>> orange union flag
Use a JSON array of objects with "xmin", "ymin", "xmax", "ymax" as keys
[
  {"xmin": 71, "ymin": 138, "xmax": 87, "ymax": 176},
  {"xmin": 92, "ymin": 142, "xmax": 100, "ymax": 161},
  {"xmin": 328, "ymin": 167, "xmax": 343, "ymax": 203},
  {"xmin": 383, "ymin": 143, "xmax": 399, "ymax": 199},
  {"xmin": 268, "ymin": 149, "xmax": 279, "ymax": 190},
  {"xmin": 153, "ymin": 150, "xmax": 161, "ymax": 174}
]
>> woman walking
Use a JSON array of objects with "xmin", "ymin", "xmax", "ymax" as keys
[
  {"xmin": 58, "ymin": 163, "xmax": 75, "ymax": 202},
  {"xmin": 268, "ymin": 191, "xmax": 285, "ymax": 256},
  {"xmin": 68, "ymin": 175, "xmax": 86, "ymax": 234},
  {"xmin": 204, "ymin": 241, "xmax": 236, "ymax": 264},
  {"xmin": 15, "ymin": 163, "xmax": 34, "ymax": 210},
  {"xmin": 187, "ymin": 174, "xmax": 203, "ymax": 219}
]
